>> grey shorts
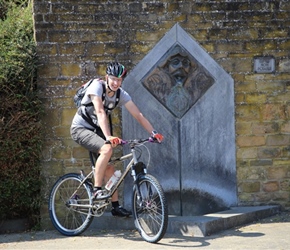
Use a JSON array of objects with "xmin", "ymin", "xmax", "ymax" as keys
[{"xmin": 70, "ymin": 126, "xmax": 105, "ymax": 153}]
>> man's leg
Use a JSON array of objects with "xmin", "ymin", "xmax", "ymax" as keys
[
  {"xmin": 93, "ymin": 144, "xmax": 112, "ymax": 195},
  {"xmin": 104, "ymin": 165, "xmax": 118, "ymax": 201}
]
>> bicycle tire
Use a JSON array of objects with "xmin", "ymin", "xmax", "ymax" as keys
[
  {"xmin": 132, "ymin": 174, "xmax": 168, "ymax": 243},
  {"xmin": 48, "ymin": 173, "xmax": 93, "ymax": 236}
]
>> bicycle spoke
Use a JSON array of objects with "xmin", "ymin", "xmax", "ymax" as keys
[
  {"xmin": 49, "ymin": 174, "xmax": 93, "ymax": 236},
  {"xmin": 132, "ymin": 174, "xmax": 168, "ymax": 243}
]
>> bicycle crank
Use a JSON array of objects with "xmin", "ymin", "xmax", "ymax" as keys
[{"xmin": 92, "ymin": 201, "xmax": 109, "ymax": 217}]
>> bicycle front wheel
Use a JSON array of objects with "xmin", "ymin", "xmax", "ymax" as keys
[
  {"xmin": 132, "ymin": 174, "xmax": 168, "ymax": 243},
  {"xmin": 48, "ymin": 173, "xmax": 93, "ymax": 236}
]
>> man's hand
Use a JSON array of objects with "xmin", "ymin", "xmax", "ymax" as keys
[
  {"xmin": 106, "ymin": 136, "xmax": 122, "ymax": 147},
  {"xmin": 151, "ymin": 130, "xmax": 164, "ymax": 143}
]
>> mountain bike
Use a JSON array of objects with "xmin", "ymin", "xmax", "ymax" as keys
[{"xmin": 48, "ymin": 137, "xmax": 168, "ymax": 243}]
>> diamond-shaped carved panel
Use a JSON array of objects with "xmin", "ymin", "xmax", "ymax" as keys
[{"xmin": 142, "ymin": 44, "xmax": 214, "ymax": 118}]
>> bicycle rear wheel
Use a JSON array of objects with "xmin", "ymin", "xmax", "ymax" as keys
[
  {"xmin": 48, "ymin": 173, "xmax": 93, "ymax": 236},
  {"xmin": 132, "ymin": 174, "xmax": 168, "ymax": 243}
]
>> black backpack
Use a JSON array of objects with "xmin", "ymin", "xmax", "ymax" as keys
[
  {"xmin": 74, "ymin": 79, "xmax": 93, "ymax": 108},
  {"xmin": 74, "ymin": 79, "xmax": 120, "ymax": 134}
]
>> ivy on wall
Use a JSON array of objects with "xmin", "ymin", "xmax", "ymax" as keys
[{"xmin": 0, "ymin": 0, "xmax": 43, "ymax": 227}]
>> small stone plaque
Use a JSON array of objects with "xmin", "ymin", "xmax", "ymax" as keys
[{"xmin": 254, "ymin": 56, "xmax": 275, "ymax": 73}]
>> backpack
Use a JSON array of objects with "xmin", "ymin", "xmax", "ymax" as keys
[
  {"xmin": 74, "ymin": 79, "xmax": 120, "ymax": 134},
  {"xmin": 74, "ymin": 79, "xmax": 96, "ymax": 108}
]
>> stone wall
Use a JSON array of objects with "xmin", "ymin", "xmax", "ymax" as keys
[{"xmin": 33, "ymin": 0, "xmax": 290, "ymax": 227}]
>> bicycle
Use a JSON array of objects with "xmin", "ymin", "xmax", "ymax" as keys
[{"xmin": 48, "ymin": 137, "xmax": 168, "ymax": 243}]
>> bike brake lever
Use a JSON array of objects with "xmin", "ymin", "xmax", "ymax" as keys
[{"xmin": 120, "ymin": 140, "xmax": 128, "ymax": 145}]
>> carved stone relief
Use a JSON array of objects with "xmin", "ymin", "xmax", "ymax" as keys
[{"xmin": 142, "ymin": 45, "xmax": 214, "ymax": 118}]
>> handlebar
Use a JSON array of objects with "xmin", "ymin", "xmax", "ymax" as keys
[{"xmin": 121, "ymin": 137, "xmax": 157, "ymax": 145}]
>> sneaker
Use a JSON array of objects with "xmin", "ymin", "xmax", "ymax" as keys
[
  {"xmin": 92, "ymin": 189, "xmax": 103, "ymax": 199},
  {"xmin": 111, "ymin": 206, "xmax": 132, "ymax": 217}
]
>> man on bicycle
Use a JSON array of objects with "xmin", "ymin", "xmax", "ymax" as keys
[{"xmin": 70, "ymin": 62, "xmax": 163, "ymax": 217}]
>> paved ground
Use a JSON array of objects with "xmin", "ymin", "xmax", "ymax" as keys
[{"xmin": 0, "ymin": 211, "xmax": 290, "ymax": 250}]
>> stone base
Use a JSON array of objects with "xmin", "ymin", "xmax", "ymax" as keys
[{"xmin": 89, "ymin": 205, "xmax": 280, "ymax": 237}]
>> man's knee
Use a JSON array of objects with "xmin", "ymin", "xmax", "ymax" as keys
[{"xmin": 99, "ymin": 144, "xmax": 113, "ymax": 157}]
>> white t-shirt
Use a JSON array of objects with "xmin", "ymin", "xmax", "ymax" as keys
[{"xmin": 71, "ymin": 79, "xmax": 131, "ymax": 130}]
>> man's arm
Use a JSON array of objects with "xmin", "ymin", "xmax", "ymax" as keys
[
  {"xmin": 124, "ymin": 100, "xmax": 154, "ymax": 134},
  {"xmin": 91, "ymin": 94, "xmax": 111, "ymax": 139}
]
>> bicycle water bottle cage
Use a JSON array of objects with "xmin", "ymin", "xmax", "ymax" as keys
[{"xmin": 133, "ymin": 162, "xmax": 146, "ymax": 175}]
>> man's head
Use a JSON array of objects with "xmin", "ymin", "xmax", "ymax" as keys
[
  {"xmin": 105, "ymin": 62, "xmax": 127, "ymax": 92},
  {"xmin": 106, "ymin": 62, "xmax": 127, "ymax": 78}
]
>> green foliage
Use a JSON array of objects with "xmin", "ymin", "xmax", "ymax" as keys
[
  {"xmin": 0, "ymin": 1, "xmax": 8, "ymax": 20},
  {"xmin": 0, "ymin": 0, "xmax": 43, "ymax": 225}
]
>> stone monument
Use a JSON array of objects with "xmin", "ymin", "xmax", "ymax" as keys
[{"xmin": 122, "ymin": 24, "xmax": 237, "ymax": 216}]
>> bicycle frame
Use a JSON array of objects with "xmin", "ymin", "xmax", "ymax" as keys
[{"xmin": 69, "ymin": 140, "xmax": 148, "ymax": 210}]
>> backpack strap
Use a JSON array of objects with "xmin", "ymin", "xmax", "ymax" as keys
[
  {"xmin": 102, "ymin": 86, "xmax": 120, "ymax": 135},
  {"xmin": 115, "ymin": 88, "xmax": 121, "ymax": 107},
  {"xmin": 104, "ymin": 88, "xmax": 120, "ymax": 112},
  {"xmin": 81, "ymin": 108, "xmax": 98, "ymax": 129},
  {"xmin": 101, "ymin": 83, "xmax": 106, "ymax": 102}
]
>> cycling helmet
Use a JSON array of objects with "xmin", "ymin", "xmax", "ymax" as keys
[{"xmin": 106, "ymin": 62, "xmax": 127, "ymax": 78}]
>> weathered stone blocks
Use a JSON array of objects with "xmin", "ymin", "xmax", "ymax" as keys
[{"xmin": 33, "ymin": 0, "xmax": 290, "ymax": 227}]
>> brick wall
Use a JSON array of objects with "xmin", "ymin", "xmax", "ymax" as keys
[{"xmin": 33, "ymin": 0, "xmax": 290, "ymax": 227}]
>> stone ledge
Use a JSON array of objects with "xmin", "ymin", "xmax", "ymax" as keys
[
  {"xmin": 89, "ymin": 205, "xmax": 280, "ymax": 237},
  {"xmin": 167, "ymin": 205, "xmax": 280, "ymax": 237}
]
